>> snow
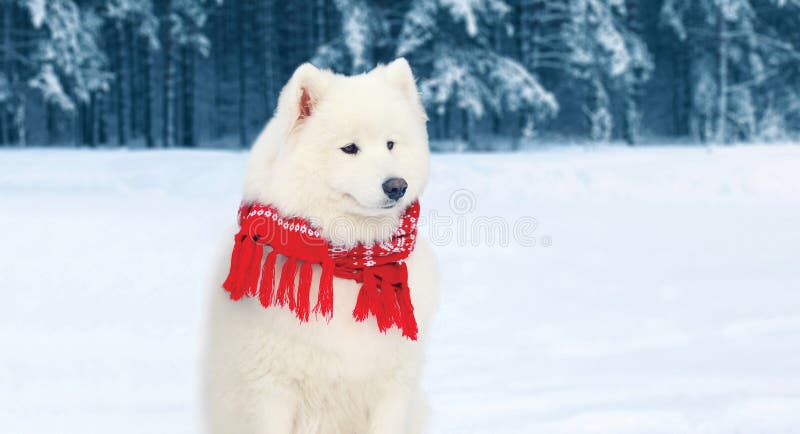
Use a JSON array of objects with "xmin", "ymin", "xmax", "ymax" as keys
[
  {"xmin": 25, "ymin": 0, "xmax": 47, "ymax": 28},
  {"xmin": 28, "ymin": 65, "xmax": 75, "ymax": 112},
  {"xmin": 334, "ymin": 0, "xmax": 372, "ymax": 72},
  {"xmin": 440, "ymin": 0, "xmax": 510, "ymax": 37},
  {"xmin": 2, "ymin": 145, "xmax": 800, "ymax": 433}
]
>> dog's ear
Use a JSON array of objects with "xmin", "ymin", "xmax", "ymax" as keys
[
  {"xmin": 384, "ymin": 58, "xmax": 418, "ymax": 101},
  {"xmin": 383, "ymin": 58, "xmax": 426, "ymax": 119},
  {"xmin": 278, "ymin": 63, "xmax": 331, "ymax": 129}
]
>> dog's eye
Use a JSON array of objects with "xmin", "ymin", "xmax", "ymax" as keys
[
  {"xmin": 387, "ymin": 141, "xmax": 395, "ymax": 150},
  {"xmin": 341, "ymin": 143, "xmax": 359, "ymax": 155}
]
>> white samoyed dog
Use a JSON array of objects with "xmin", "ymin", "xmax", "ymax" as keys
[{"xmin": 203, "ymin": 58, "xmax": 439, "ymax": 434}]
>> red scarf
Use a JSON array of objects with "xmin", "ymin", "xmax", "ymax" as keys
[{"xmin": 222, "ymin": 201, "xmax": 420, "ymax": 340}]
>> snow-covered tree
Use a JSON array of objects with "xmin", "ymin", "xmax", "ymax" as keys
[
  {"xmin": 398, "ymin": 0, "xmax": 557, "ymax": 147},
  {"xmin": 312, "ymin": 1, "xmax": 412, "ymax": 74},
  {"xmin": 104, "ymin": 0, "xmax": 158, "ymax": 146},
  {"xmin": 619, "ymin": 0, "xmax": 649, "ymax": 144},
  {"xmin": 20, "ymin": 0, "xmax": 111, "ymax": 145},
  {"xmin": 28, "ymin": 0, "xmax": 111, "ymax": 106},
  {"xmin": 662, "ymin": 0, "xmax": 800, "ymax": 142},
  {"xmin": 564, "ymin": 0, "xmax": 652, "ymax": 142},
  {"xmin": 753, "ymin": 0, "xmax": 800, "ymax": 140},
  {"xmin": 513, "ymin": 0, "xmax": 571, "ymax": 83},
  {"xmin": 161, "ymin": 0, "xmax": 212, "ymax": 147}
]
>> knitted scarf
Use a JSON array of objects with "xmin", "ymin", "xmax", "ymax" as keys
[{"xmin": 222, "ymin": 201, "xmax": 420, "ymax": 340}]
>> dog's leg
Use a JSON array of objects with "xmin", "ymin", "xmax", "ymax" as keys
[{"xmin": 368, "ymin": 381, "xmax": 413, "ymax": 434}]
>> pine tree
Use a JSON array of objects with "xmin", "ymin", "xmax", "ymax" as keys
[
  {"xmin": 564, "ymin": 0, "xmax": 652, "ymax": 142},
  {"xmin": 398, "ymin": 0, "xmax": 557, "ymax": 148},
  {"xmin": 621, "ymin": 0, "xmax": 647, "ymax": 145},
  {"xmin": 26, "ymin": 0, "xmax": 111, "ymax": 146},
  {"xmin": 661, "ymin": 0, "xmax": 800, "ymax": 142},
  {"xmin": 236, "ymin": 0, "xmax": 246, "ymax": 147}
]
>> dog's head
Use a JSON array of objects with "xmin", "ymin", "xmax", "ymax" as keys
[{"xmin": 243, "ymin": 59, "xmax": 429, "ymax": 246}]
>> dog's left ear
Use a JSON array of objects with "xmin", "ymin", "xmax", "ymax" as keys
[
  {"xmin": 384, "ymin": 58, "xmax": 425, "ymax": 117},
  {"xmin": 278, "ymin": 63, "xmax": 331, "ymax": 130}
]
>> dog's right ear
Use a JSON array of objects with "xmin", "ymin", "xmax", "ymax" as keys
[{"xmin": 278, "ymin": 63, "xmax": 331, "ymax": 130}]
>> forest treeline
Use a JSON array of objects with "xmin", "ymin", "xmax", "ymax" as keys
[{"xmin": 1, "ymin": 0, "xmax": 799, "ymax": 150}]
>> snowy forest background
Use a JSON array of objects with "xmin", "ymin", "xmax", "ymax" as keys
[{"xmin": 1, "ymin": 0, "xmax": 800, "ymax": 151}]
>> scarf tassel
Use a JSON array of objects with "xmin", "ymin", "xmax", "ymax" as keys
[
  {"xmin": 352, "ymin": 272, "xmax": 375, "ymax": 322},
  {"xmin": 295, "ymin": 261, "xmax": 313, "ymax": 322},
  {"xmin": 243, "ymin": 241, "xmax": 264, "ymax": 297},
  {"xmin": 224, "ymin": 234, "xmax": 258, "ymax": 301},
  {"xmin": 381, "ymin": 283, "xmax": 402, "ymax": 330},
  {"xmin": 313, "ymin": 258, "xmax": 335, "ymax": 321},
  {"xmin": 221, "ymin": 232, "xmax": 245, "ymax": 292},
  {"xmin": 371, "ymin": 280, "xmax": 393, "ymax": 333},
  {"xmin": 276, "ymin": 257, "xmax": 298, "ymax": 309},
  {"xmin": 396, "ymin": 281, "xmax": 418, "ymax": 340},
  {"xmin": 353, "ymin": 273, "xmax": 394, "ymax": 333},
  {"xmin": 258, "ymin": 249, "xmax": 278, "ymax": 308}
]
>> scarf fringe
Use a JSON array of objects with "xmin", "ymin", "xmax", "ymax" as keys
[
  {"xmin": 381, "ymin": 283, "xmax": 402, "ymax": 329},
  {"xmin": 223, "ymin": 233, "xmax": 255, "ymax": 301},
  {"xmin": 396, "ymin": 281, "xmax": 418, "ymax": 340},
  {"xmin": 223, "ymin": 237, "xmax": 419, "ymax": 339},
  {"xmin": 243, "ymin": 242, "xmax": 263, "ymax": 297},
  {"xmin": 352, "ymin": 272, "xmax": 374, "ymax": 322},
  {"xmin": 276, "ymin": 257, "xmax": 297, "ymax": 309},
  {"xmin": 222, "ymin": 202, "xmax": 420, "ymax": 340},
  {"xmin": 258, "ymin": 250, "xmax": 278, "ymax": 308},
  {"xmin": 221, "ymin": 232, "xmax": 245, "ymax": 294},
  {"xmin": 350, "ymin": 271, "xmax": 416, "ymax": 339},
  {"xmin": 296, "ymin": 261, "xmax": 313, "ymax": 322},
  {"xmin": 313, "ymin": 258, "xmax": 334, "ymax": 321}
]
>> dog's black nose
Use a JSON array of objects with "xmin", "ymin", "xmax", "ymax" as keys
[{"xmin": 382, "ymin": 177, "xmax": 408, "ymax": 201}]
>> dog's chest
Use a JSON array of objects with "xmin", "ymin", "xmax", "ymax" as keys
[{"xmin": 236, "ymin": 260, "xmax": 415, "ymax": 377}]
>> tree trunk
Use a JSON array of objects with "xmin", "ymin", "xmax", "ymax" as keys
[
  {"xmin": 75, "ymin": 102, "xmax": 82, "ymax": 146},
  {"xmin": 181, "ymin": 46, "xmax": 195, "ymax": 147},
  {"xmin": 530, "ymin": 0, "xmax": 543, "ymax": 72},
  {"xmin": 461, "ymin": 109, "xmax": 473, "ymax": 150},
  {"xmin": 92, "ymin": 92, "xmax": 101, "ymax": 146},
  {"xmin": 14, "ymin": 91, "xmax": 24, "ymax": 146},
  {"xmin": 142, "ymin": 36, "xmax": 154, "ymax": 148},
  {"xmin": 0, "ymin": 2, "xmax": 8, "ymax": 145},
  {"xmin": 43, "ymin": 103, "xmax": 53, "ymax": 145},
  {"xmin": 174, "ymin": 48, "xmax": 182, "ymax": 147},
  {"xmin": 87, "ymin": 94, "xmax": 96, "ymax": 147},
  {"xmin": 127, "ymin": 21, "xmax": 138, "ymax": 139},
  {"xmin": 116, "ymin": 23, "xmax": 127, "ymax": 146},
  {"xmin": 3, "ymin": 2, "xmax": 15, "ymax": 145},
  {"xmin": 254, "ymin": 1, "xmax": 274, "ymax": 123},
  {"xmin": 263, "ymin": 0, "xmax": 277, "ymax": 116},
  {"xmin": 587, "ymin": 77, "xmax": 611, "ymax": 142},
  {"xmin": 622, "ymin": 0, "xmax": 643, "ymax": 146},
  {"xmin": 0, "ymin": 104, "xmax": 5, "ymax": 145},
  {"xmin": 716, "ymin": 9, "xmax": 728, "ymax": 144},
  {"xmin": 212, "ymin": 6, "xmax": 225, "ymax": 138},
  {"xmin": 237, "ymin": 0, "xmax": 247, "ymax": 147},
  {"xmin": 162, "ymin": 2, "xmax": 175, "ymax": 148},
  {"xmin": 671, "ymin": 37, "xmax": 690, "ymax": 137},
  {"xmin": 98, "ymin": 93, "xmax": 108, "ymax": 144},
  {"xmin": 443, "ymin": 103, "xmax": 452, "ymax": 140}
]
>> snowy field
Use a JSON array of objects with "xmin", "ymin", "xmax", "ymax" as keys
[{"xmin": 2, "ymin": 145, "xmax": 800, "ymax": 434}]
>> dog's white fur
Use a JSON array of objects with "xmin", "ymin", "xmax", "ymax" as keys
[{"xmin": 203, "ymin": 59, "xmax": 438, "ymax": 434}]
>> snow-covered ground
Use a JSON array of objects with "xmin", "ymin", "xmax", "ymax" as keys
[{"xmin": 2, "ymin": 145, "xmax": 800, "ymax": 434}]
